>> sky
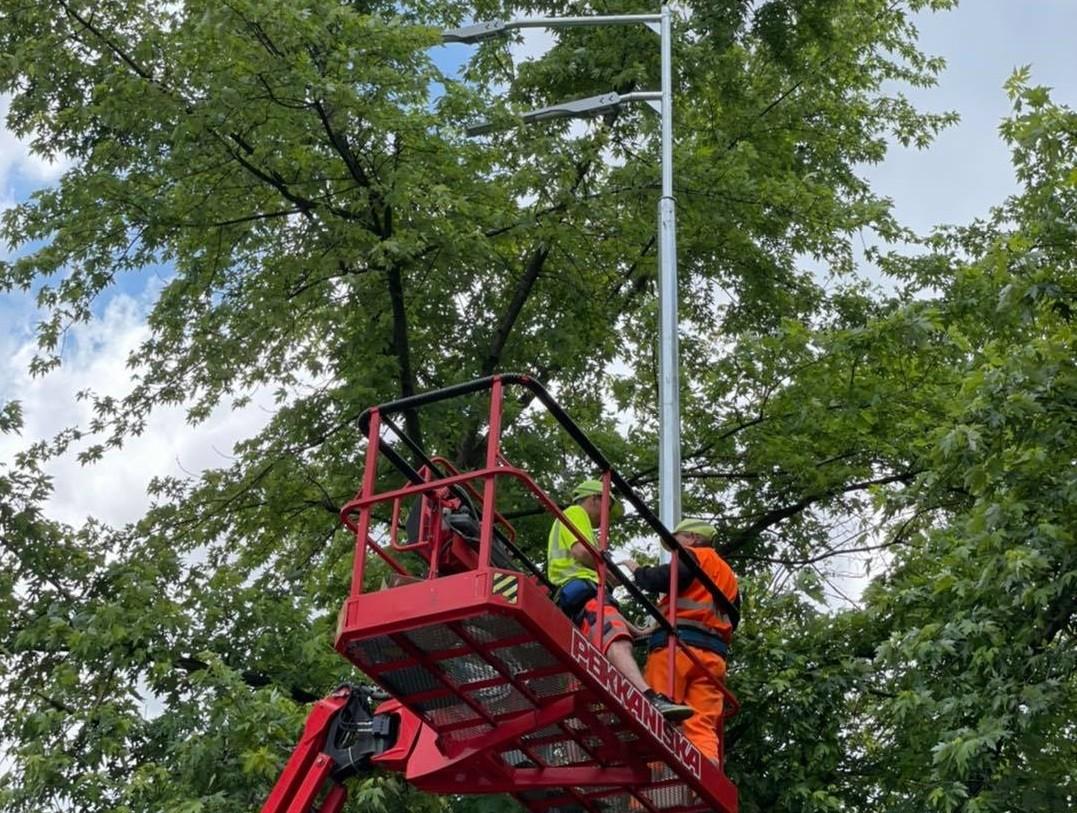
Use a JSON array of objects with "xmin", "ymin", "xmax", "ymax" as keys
[
  {"xmin": 863, "ymin": 0, "xmax": 1076, "ymax": 233},
  {"xmin": 1, "ymin": 0, "xmax": 1075, "ymax": 537}
]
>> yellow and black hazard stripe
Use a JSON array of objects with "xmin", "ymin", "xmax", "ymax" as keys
[{"xmin": 492, "ymin": 572, "xmax": 519, "ymax": 604}]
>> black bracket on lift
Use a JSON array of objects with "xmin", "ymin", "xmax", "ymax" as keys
[{"xmin": 325, "ymin": 685, "xmax": 398, "ymax": 781}]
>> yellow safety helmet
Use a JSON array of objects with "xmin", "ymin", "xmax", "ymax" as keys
[
  {"xmin": 673, "ymin": 518, "xmax": 717, "ymax": 541},
  {"xmin": 571, "ymin": 479, "xmax": 624, "ymax": 520}
]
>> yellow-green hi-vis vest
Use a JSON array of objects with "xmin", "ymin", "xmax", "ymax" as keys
[{"xmin": 547, "ymin": 504, "xmax": 600, "ymax": 587}]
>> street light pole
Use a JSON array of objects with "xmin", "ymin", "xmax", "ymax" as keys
[
  {"xmin": 444, "ymin": 5, "xmax": 682, "ymax": 537},
  {"xmin": 656, "ymin": 3, "xmax": 681, "ymax": 537}
]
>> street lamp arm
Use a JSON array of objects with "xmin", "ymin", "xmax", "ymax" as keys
[
  {"xmin": 463, "ymin": 90, "xmax": 661, "ymax": 136},
  {"xmin": 441, "ymin": 14, "xmax": 660, "ymax": 43},
  {"xmin": 441, "ymin": 20, "xmax": 510, "ymax": 43},
  {"xmin": 504, "ymin": 13, "xmax": 660, "ymax": 29},
  {"xmin": 617, "ymin": 91, "xmax": 662, "ymax": 104},
  {"xmin": 521, "ymin": 92, "xmax": 622, "ymax": 123}
]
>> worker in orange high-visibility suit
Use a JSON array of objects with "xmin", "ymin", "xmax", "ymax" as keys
[{"xmin": 623, "ymin": 519, "xmax": 739, "ymax": 762}]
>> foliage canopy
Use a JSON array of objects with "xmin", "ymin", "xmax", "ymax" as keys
[{"xmin": 1, "ymin": 1, "xmax": 1073, "ymax": 812}]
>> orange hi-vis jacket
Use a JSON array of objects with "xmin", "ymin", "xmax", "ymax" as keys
[
  {"xmin": 657, "ymin": 547, "xmax": 738, "ymax": 644},
  {"xmin": 645, "ymin": 546, "xmax": 738, "ymax": 761}
]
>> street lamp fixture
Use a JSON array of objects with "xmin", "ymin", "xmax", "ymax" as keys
[
  {"xmin": 442, "ymin": 15, "xmax": 661, "ymax": 44},
  {"xmin": 441, "ymin": 20, "xmax": 511, "ymax": 44},
  {"xmin": 444, "ymin": 7, "xmax": 683, "ymax": 542},
  {"xmin": 464, "ymin": 90, "xmax": 662, "ymax": 136}
]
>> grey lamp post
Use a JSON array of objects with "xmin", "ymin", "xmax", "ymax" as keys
[{"xmin": 444, "ymin": 6, "xmax": 682, "ymax": 537}]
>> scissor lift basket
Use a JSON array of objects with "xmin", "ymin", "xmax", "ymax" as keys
[
  {"xmin": 324, "ymin": 374, "xmax": 738, "ymax": 813},
  {"xmin": 338, "ymin": 573, "xmax": 735, "ymax": 813}
]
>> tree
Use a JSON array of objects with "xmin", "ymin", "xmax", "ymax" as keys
[
  {"xmin": 856, "ymin": 75, "xmax": 1077, "ymax": 813},
  {"xmin": 7, "ymin": 2, "xmax": 1069, "ymax": 813},
  {"xmin": 715, "ymin": 76, "xmax": 1076, "ymax": 813}
]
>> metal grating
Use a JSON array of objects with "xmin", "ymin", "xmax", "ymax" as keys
[
  {"xmin": 405, "ymin": 624, "xmax": 465, "ymax": 652},
  {"xmin": 378, "ymin": 663, "xmax": 443, "ymax": 697},
  {"xmin": 439, "ymin": 653, "xmax": 500, "ymax": 686},
  {"xmin": 467, "ymin": 683, "xmax": 534, "ymax": 716},
  {"xmin": 493, "ymin": 639, "xmax": 560, "ymax": 672},
  {"xmin": 413, "ymin": 692, "xmax": 481, "ymax": 727},
  {"xmin": 650, "ymin": 763, "xmax": 676, "ymax": 782},
  {"xmin": 442, "ymin": 721, "xmax": 495, "ymax": 744},
  {"xmin": 499, "ymin": 748, "xmax": 530, "ymax": 767},
  {"xmin": 458, "ymin": 614, "xmax": 526, "ymax": 643},
  {"xmin": 341, "ymin": 592, "xmax": 734, "ymax": 813},
  {"xmin": 525, "ymin": 672, "xmax": 577, "ymax": 700},
  {"xmin": 521, "ymin": 724, "xmax": 564, "ymax": 742},
  {"xmin": 351, "ymin": 635, "xmax": 406, "ymax": 665},
  {"xmin": 562, "ymin": 716, "xmax": 587, "ymax": 731},
  {"xmin": 640, "ymin": 783, "xmax": 700, "ymax": 810},
  {"xmin": 528, "ymin": 738, "xmax": 591, "ymax": 767}
]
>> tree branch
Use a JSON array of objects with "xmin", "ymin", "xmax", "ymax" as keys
[
  {"xmin": 58, "ymin": 0, "xmax": 157, "ymax": 84},
  {"xmin": 721, "ymin": 470, "xmax": 919, "ymax": 555},
  {"xmin": 481, "ymin": 243, "xmax": 550, "ymax": 378},
  {"xmin": 386, "ymin": 256, "xmax": 422, "ymax": 447},
  {"xmin": 173, "ymin": 656, "xmax": 319, "ymax": 703}
]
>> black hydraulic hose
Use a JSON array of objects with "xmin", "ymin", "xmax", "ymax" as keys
[
  {"xmin": 358, "ymin": 373, "xmax": 739, "ymax": 629},
  {"xmin": 356, "ymin": 376, "xmax": 503, "ymax": 426}
]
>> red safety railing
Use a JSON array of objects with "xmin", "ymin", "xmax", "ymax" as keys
[{"xmin": 338, "ymin": 374, "xmax": 739, "ymax": 763}]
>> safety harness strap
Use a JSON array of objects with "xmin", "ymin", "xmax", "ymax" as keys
[{"xmin": 648, "ymin": 626, "xmax": 730, "ymax": 658}]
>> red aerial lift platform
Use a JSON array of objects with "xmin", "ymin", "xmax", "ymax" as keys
[{"xmin": 262, "ymin": 374, "xmax": 739, "ymax": 813}]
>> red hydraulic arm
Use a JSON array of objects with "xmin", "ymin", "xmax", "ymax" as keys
[{"xmin": 260, "ymin": 686, "xmax": 403, "ymax": 813}]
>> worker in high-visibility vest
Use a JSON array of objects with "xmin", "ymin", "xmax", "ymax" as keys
[
  {"xmin": 623, "ymin": 519, "xmax": 739, "ymax": 761},
  {"xmin": 548, "ymin": 479, "xmax": 694, "ymax": 722}
]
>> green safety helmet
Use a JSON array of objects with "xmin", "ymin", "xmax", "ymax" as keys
[
  {"xmin": 673, "ymin": 518, "xmax": 717, "ymax": 541},
  {"xmin": 571, "ymin": 479, "xmax": 624, "ymax": 520}
]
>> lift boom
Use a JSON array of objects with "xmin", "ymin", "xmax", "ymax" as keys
[{"xmin": 261, "ymin": 375, "xmax": 739, "ymax": 813}]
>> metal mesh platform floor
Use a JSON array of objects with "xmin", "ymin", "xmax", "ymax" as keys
[{"xmin": 337, "ymin": 571, "xmax": 736, "ymax": 813}]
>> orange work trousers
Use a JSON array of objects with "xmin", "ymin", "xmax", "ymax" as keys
[{"xmin": 644, "ymin": 645, "xmax": 727, "ymax": 761}]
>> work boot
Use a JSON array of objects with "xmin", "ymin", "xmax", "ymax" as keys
[{"xmin": 644, "ymin": 689, "xmax": 694, "ymax": 722}]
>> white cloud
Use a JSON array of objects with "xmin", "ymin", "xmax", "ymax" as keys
[
  {"xmin": 512, "ymin": 24, "xmax": 556, "ymax": 63},
  {"xmin": 0, "ymin": 281, "xmax": 274, "ymax": 528},
  {"xmin": 864, "ymin": 1, "xmax": 1077, "ymax": 235},
  {"xmin": 0, "ymin": 94, "xmax": 71, "ymax": 191},
  {"xmin": 0, "ymin": 88, "xmax": 272, "ymax": 531},
  {"xmin": 1, "ymin": 93, "xmax": 74, "ymax": 262}
]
